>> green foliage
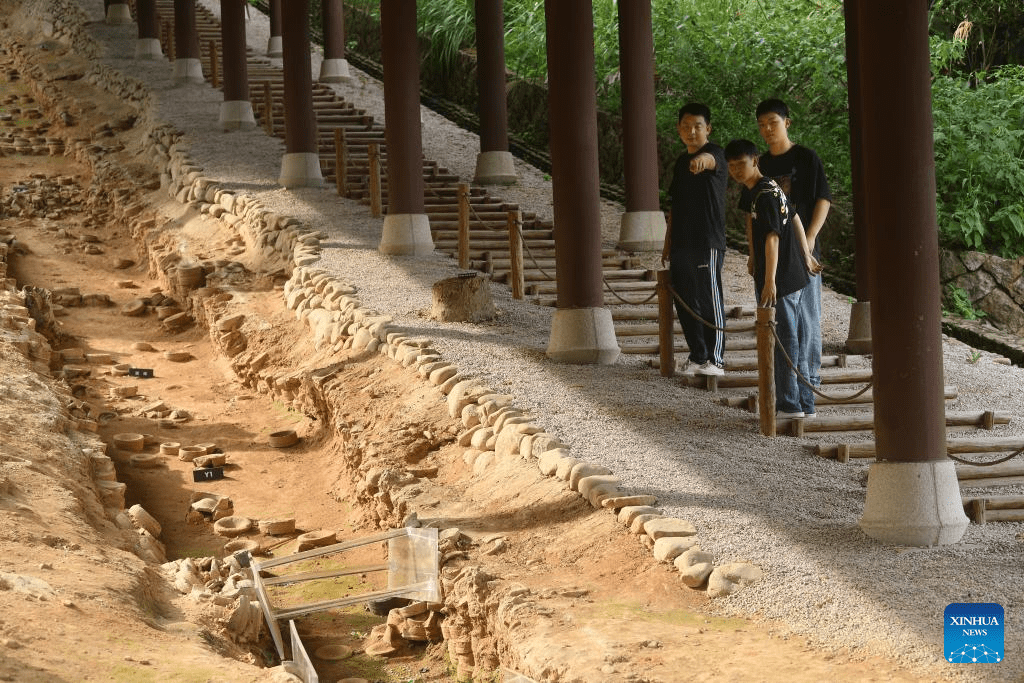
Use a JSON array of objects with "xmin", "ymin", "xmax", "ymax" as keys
[
  {"xmin": 415, "ymin": 0, "xmax": 476, "ymax": 71},
  {"xmin": 943, "ymin": 284, "xmax": 987, "ymax": 320},
  {"xmin": 929, "ymin": 0, "xmax": 1024, "ymax": 72},
  {"xmin": 342, "ymin": 0, "xmax": 1024, "ymax": 262},
  {"xmin": 932, "ymin": 65, "xmax": 1024, "ymax": 256}
]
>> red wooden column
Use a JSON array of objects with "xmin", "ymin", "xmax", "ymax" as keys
[
  {"xmin": 844, "ymin": 0, "xmax": 872, "ymax": 354},
  {"xmin": 472, "ymin": 0, "xmax": 516, "ymax": 185},
  {"xmin": 854, "ymin": 0, "xmax": 967, "ymax": 545},
  {"xmin": 615, "ymin": 0, "xmax": 665, "ymax": 252},
  {"xmin": 135, "ymin": 0, "xmax": 163, "ymax": 59},
  {"xmin": 378, "ymin": 0, "xmax": 432, "ymax": 255},
  {"xmin": 543, "ymin": 0, "xmax": 619, "ymax": 364},
  {"xmin": 267, "ymin": 0, "xmax": 283, "ymax": 57},
  {"xmin": 172, "ymin": 0, "xmax": 204, "ymax": 84},
  {"xmin": 278, "ymin": 0, "xmax": 324, "ymax": 187},
  {"xmin": 218, "ymin": 0, "xmax": 255, "ymax": 131},
  {"xmin": 319, "ymin": 0, "xmax": 352, "ymax": 82}
]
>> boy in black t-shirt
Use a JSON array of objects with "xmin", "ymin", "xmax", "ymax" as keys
[
  {"xmin": 741, "ymin": 99, "xmax": 832, "ymax": 416},
  {"xmin": 726, "ymin": 139, "xmax": 821, "ymax": 418},
  {"xmin": 661, "ymin": 103, "xmax": 727, "ymax": 376}
]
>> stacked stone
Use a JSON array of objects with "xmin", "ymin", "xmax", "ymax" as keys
[
  {"xmin": 365, "ymin": 600, "xmax": 445, "ymax": 656},
  {"xmin": 439, "ymin": 566, "xmax": 510, "ymax": 683},
  {"xmin": 0, "ymin": 174, "xmax": 79, "ymax": 220},
  {"xmin": 15, "ymin": 0, "xmax": 100, "ymax": 57},
  {"xmin": 160, "ymin": 555, "xmax": 265, "ymax": 644}
]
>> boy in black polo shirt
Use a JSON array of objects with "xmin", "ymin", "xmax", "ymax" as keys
[
  {"xmin": 745, "ymin": 98, "xmax": 832, "ymax": 416},
  {"xmin": 725, "ymin": 139, "xmax": 821, "ymax": 418},
  {"xmin": 661, "ymin": 102, "xmax": 727, "ymax": 376}
]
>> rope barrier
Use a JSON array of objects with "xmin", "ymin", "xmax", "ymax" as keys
[
  {"xmin": 768, "ymin": 321, "xmax": 873, "ymax": 403},
  {"xmin": 946, "ymin": 446, "xmax": 1024, "ymax": 467}
]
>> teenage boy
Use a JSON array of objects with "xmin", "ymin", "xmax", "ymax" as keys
[
  {"xmin": 725, "ymin": 139, "xmax": 821, "ymax": 418},
  {"xmin": 661, "ymin": 102, "xmax": 727, "ymax": 376},
  {"xmin": 743, "ymin": 99, "xmax": 831, "ymax": 416}
]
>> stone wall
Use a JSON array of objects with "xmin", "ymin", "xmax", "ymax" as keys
[{"xmin": 941, "ymin": 249, "xmax": 1024, "ymax": 335}]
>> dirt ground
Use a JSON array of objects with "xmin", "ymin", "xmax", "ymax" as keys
[{"xmin": 0, "ymin": 11, "xmax": 963, "ymax": 683}]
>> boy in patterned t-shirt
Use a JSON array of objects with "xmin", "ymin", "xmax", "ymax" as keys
[{"xmin": 725, "ymin": 139, "xmax": 821, "ymax": 418}]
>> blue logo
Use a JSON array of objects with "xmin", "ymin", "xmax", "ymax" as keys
[{"xmin": 944, "ymin": 603, "xmax": 1004, "ymax": 663}]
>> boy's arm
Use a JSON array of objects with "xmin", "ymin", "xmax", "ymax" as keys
[
  {"xmin": 761, "ymin": 233, "xmax": 779, "ymax": 307},
  {"xmin": 792, "ymin": 213, "xmax": 823, "ymax": 275},
  {"xmin": 745, "ymin": 213, "xmax": 754, "ymax": 276},
  {"xmin": 661, "ymin": 211, "xmax": 672, "ymax": 267},
  {"xmin": 805, "ymin": 198, "xmax": 831, "ymax": 254}
]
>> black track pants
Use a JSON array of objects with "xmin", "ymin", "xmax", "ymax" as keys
[{"xmin": 669, "ymin": 248, "xmax": 725, "ymax": 366}]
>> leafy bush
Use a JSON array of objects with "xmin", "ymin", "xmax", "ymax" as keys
[{"xmin": 932, "ymin": 65, "xmax": 1024, "ymax": 256}]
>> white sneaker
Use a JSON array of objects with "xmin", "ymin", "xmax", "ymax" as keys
[
  {"xmin": 804, "ymin": 412, "xmax": 817, "ymax": 419},
  {"xmin": 696, "ymin": 361, "xmax": 725, "ymax": 376},
  {"xmin": 777, "ymin": 410, "xmax": 805, "ymax": 419}
]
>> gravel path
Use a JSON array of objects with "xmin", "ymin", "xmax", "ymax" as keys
[{"xmin": 85, "ymin": 4, "xmax": 1024, "ymax": 680}]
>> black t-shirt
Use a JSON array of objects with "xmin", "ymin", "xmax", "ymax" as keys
[
  {"xmin": 747, "ymin": 177, "xmax": 809, "ymax": 299},
  {"xmin": 668, "ymin": 142, "xmax": 727, "ymax": 252},
  {"xmin": 739, "ymin": 144, "xmax": 831, "ymax": 258}
]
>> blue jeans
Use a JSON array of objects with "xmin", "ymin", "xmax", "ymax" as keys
[
  {"xmin": 773, "ymin": 288, "xmax": 809, "ymax": 414},
  {"xmin": 798, "ymin": 274, "xmax": 821, "ymax": 413}
]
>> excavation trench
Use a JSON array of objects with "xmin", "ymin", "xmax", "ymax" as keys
[{"xmin": 0, "ymin": 4, "xmax": 961, "ymax": 682}]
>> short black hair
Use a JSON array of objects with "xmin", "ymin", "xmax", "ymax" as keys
[
  {"xmin": 678, "ymin": 102, "xmax": 711, "ymax": 125},
  {"xmin": 724, "ymin": 139, "xmax": 759, "ymax": 161},
  {"xmin": 755, "ymin": 98, "xmax": 789, "ymax": 120}
]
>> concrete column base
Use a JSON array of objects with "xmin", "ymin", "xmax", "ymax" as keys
[
  {"xmin": 473, "ymin": 150, "xmax": 517, "ymax": 185},
  {"xmin": 172, "ymin": 58, "xmax": 205, "ymax": 85},
  {"xmin": 319, "ymin": 58, "xmax": 352, "ymax": 83},
  {"xmin": 859, "ymin": 460, "xmax": 969, "ymax": 546},
  {"xmin": 278, "ymin": 153, "xmax": 325, "ymax": 188},
  {"xmin": 617, "ymin": 210, "xmax": 667, "ymax": 252},
  {"xmin": 105, "ymin": 3, "xmax": 132, "ymax": 24},
  {"xmin": 846, "ymin": 300, "xmax": 873, "ymax": 354},
  {"xmin": 267, "ymin": 36, "xmax": 283, "ymax": 58},
  {"xmin": 547, "ymin": 307, "xmax": 620, "ymax": 364},
  {"xmin": 135, "ymin": 38, "xmax": 163, "ymax": 60},
  {"xmin": 219, "ymin": 101, "xmax": 257, "ymax": 132},
  {"xmin": 379, "ymin": 214, "xmax": 434, "ymax": 256}
]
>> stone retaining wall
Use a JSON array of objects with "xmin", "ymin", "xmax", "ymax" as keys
[{"xmin": 941, "ymin": 248, "xmax": 1024, "ymax": 336}]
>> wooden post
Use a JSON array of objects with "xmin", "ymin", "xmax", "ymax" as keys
[
  {"xmin": 166, "ymin": 21, "xmax": 176, "ymax": 60},
  {"xmin": 334, "ymin": 127, "xmax": 347, "ymax": 196},
  {"xmin": 507, "ymin": 209, "xmax": 524, "ymax": 299},
  {"xmin": 209, "ymin": 39, "xmax": 219, "ymax": 88},
  {"xmin": 756, "ymin": 306, "xmax": 776, "ymax": 437},
  {"xmin": 457, "ymin": 182, "xmax": 470, "ymax": 269},
  {"xmin": 969, "ymin": 498, "xmax": 986, "ymax": 525},
  {"xmin": 263, "ymin": 81, "xmax": 273, "ymax": 135},
  {"xmin": 368, "ymin": 142, "xmax": 382, "ymax": 218},
  {"xmin": 656, "ymin": 269, "xmax": 674, "ymax": 378}
]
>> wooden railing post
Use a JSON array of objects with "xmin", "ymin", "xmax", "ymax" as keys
[
  {"xmin": 334, "ymin": 127, "xmax": 347, "ymax": 197},
  {"xmin": 209, "ymin": 39, "xmax": 219, "ymax": 88},
  {"xmin": 507, "ymin": 209, "xmax": 524, "ymax": 299},
  {"xmin": 368, "ymin": 142, "xmax": 382, "ymax": 218},
  {"xmin": 657, "ymin": 269, "xmax": 674, "ymax": 377},
  {"xmin": 756, "ymin": 306, "xmax": 777, "ymax": 437},
  {"xmin": 457, "ymin": 182, "xmax": 470, "ymax": 269},
  {"xmin": 263, "ymin": 81, "xmax": 273, "ymax": 135},
  {"xmin": 165, "ymin": 21, "xmax": 176, "ymax": 60}
]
